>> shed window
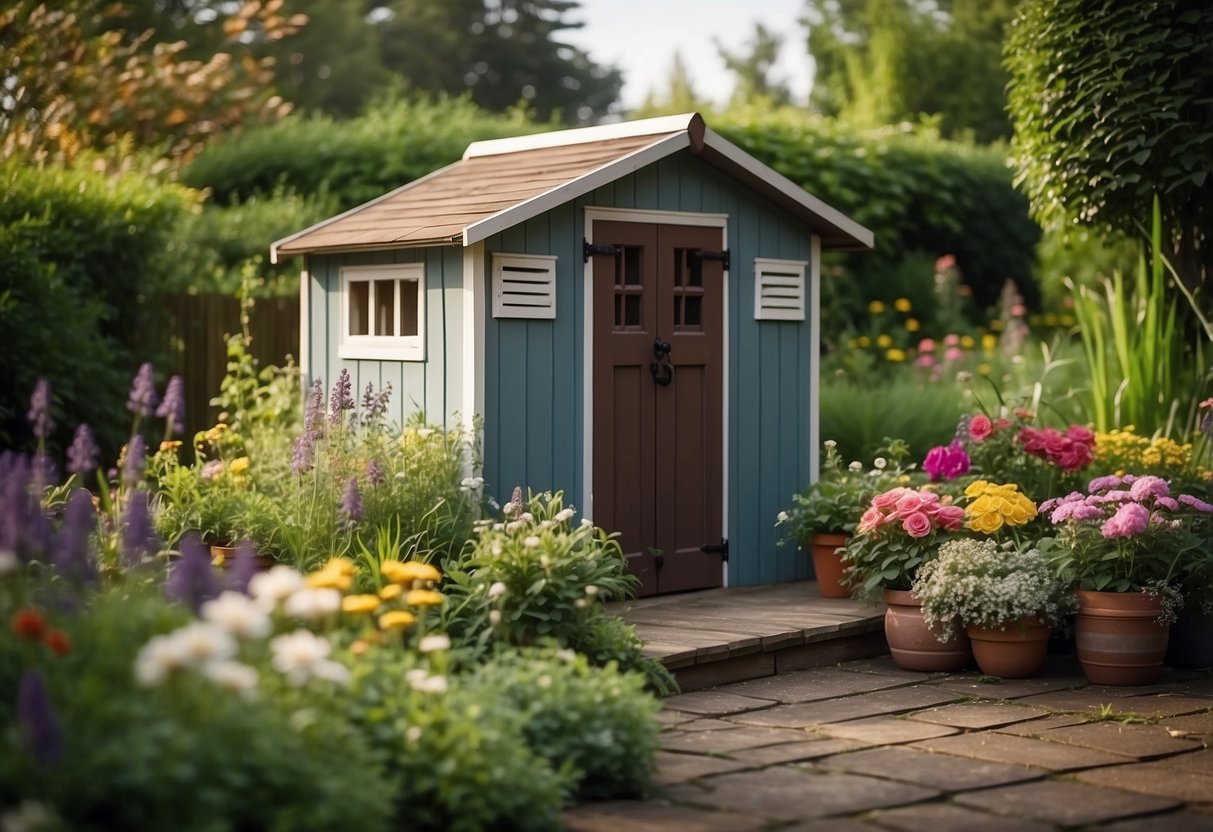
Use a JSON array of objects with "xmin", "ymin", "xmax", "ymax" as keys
[
  {"xmin": 753, "ymin": 258, "xmax": 807, "ymax": 321},
  {"xmin": 339, "ymin": 264, "xmax": 425, "ymax": 361}
]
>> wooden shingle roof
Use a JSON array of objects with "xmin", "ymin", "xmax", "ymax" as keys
[{"xmin": 271, "ymin": 113, "xmax": 873, "ymax": 262}]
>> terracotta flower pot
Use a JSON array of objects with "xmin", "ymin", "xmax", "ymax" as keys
[
  {"xmin": 210, "ymin": 544, "xmax": 275, "ymax": 573},
  {"xmin": 965, "ymin": 616, "xmax": 1051, "ymax": 678},
  {"xmin": 882, "ymin": 588, "xmax": 971, "ymax": 672},
  {"xmin": 808, "ymin": 532, "xmax": 851, "ymax": 598},
  {"xmin": 1075, "ymin": 589, "xmax": 1169, "ymax": 686}
]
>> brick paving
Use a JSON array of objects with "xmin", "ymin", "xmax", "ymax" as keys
[{"xmin": 567, "ymin": 584, "xmax": 1213, "ymax": 831}]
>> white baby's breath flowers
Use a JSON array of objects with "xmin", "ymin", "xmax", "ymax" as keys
[
  {"xmin": 200, "ymin": 660, "xmax": 259, "ymax": 698},
  {"xmin": 201, "ymin": 591, "xmax": 271, "ymax": 640},
  {"xmin": 418, "ymin": 634, "xmax": 451, "ymax": 653},
  {"xmin": 249, "ymin": 565, "xmax": 306, "ymax": 611},
  {"xmin": 283, "ymin": 587, "xmax": 342, "ymax": 621}
]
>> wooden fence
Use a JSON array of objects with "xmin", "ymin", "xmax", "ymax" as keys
[{"xmin": 165, "ymin": 293, "xmax": 300, "ymax": 441}]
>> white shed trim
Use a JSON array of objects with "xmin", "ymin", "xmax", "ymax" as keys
[{"xmin": 463, "ymin": 113, "xmax": 701, "ymax": 158}]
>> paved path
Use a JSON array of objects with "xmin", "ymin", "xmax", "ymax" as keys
[{"xmin": 564, "ymin": 653, "xmax": 1213, "ymax": 831}]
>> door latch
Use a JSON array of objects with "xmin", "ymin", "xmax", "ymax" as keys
[
  {"xmin": 700, "ymin": 539, "xmax": 729, "ymax": 562},
  {"xmin": 650, "ymin": 336, "xmax": 673, "ymax": 386}
]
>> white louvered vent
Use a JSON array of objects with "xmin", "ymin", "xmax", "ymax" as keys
[
  {"xmin": 492, "ymin": 253, "xmax": 557, "ymax": 319},
  {"xmin": 753, "ymin": 258, "xmax": 807, "ymax": 321}
]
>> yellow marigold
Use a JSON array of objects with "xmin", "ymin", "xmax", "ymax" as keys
[
  {"xmin": 981, "ymin": 333, "xmax": 998, "ymax": 351},
  {"xmin": 379, "ymin": 559, "xmax": 408, "ymax": 583},
  {"xmin": 876, "ymin": 334, "xmax": 893, "ymax": 348},
  {"xmin": 204, "ymin": 423, "xmax": 228, "ymax": 442},
  {"xmin": 306, "ymin": 569, "xmax": 352, "ymax": 591},
  {"xmin": 904, "ymin": 318, "xmax": 920, "ymax": 332},
  {"xmin": 406, "ymin": 589, "xmax": 444, "ymax": 607},
  {"xmin": 378, "ymin": 583, "xmax": 403, "ymax": 601},
  {"xmin": 342, "ymin": 594, "xmax": 381, "ymax": 615},
  {"xmin": 894, "ymin": 298, "xmax": 912, "ymax": 313},
  {"xmin": 228, "ymin": 456, "xmax": 250, "ymax": 475},
  {"xmin": 159, "ymin": 440, "xmax": 182, "ymax": 453},
  {"xmin": 387, "ymin": 561, "xmax": 442, "ymax": 586},
  {"xmin": 869, "ymin": 300, "xmax": 886, "ymax": 314},
  {"xmin": 379, "ymin": 610, "xmax": 416, "ymax": 631},
  {"xmin": 960, "ymin": 335, "xmax": 976, "ymax": 349},
  {"xmin": 323, "ymin": 557, "xmax": 357, "ymax": 576},
  {"xmin": 886, "ymin": 348, "xmax": 907, "ymax": 362}
]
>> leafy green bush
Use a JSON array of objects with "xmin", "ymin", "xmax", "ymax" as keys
[
  {"xmin": 573, "ymin": 615, "xmax": 677, "ymax": 697},
  {"xmin": 468, "ymin": 648, "xmax": 661, "ymax": 801},
  {"xmin": 820, "ymin": 377, "xmax": 967, "ymax": 463}
]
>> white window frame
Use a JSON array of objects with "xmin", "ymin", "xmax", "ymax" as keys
[
  {"xmin": 338, "ymin": 264, "xmax": 426, "ymax": 361},
  {"xmin": 492, "ymin": 253, "xmax": 557, "ymax": 319},
  {"xmin": 753, "ymin": 257, "xmax": 807, "ymax": 321}
]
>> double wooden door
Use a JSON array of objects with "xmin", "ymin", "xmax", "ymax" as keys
[{"xmin": 590, "ymin": 220, "xmax": 725, "ymax": 596}]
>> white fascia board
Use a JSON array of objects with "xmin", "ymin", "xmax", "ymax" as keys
[
  {"xmin": 463, "ymin": 133, "xmax": 691, "ymax": 246},
  {"xmin": 269, "ymin": 159, "xmax": 466, "ymax": 264},
  {"xmin": 463, "ymin": 113, "xmax": 698, "ymax": 159},
  {"xmin": 701, "ymin": 128, "xmax": 875, "ymax": 250}
]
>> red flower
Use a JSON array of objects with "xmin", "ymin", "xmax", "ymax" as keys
[
  {"xmin": 11, "ymin": 608, "xmax": 46, "ymax": 641},
  {"xmin": 44, "ymin": 629, "xmax": 71, "ymax": 657},
  {"xmin": 969, "ymin": 414, "xmax": 993, "ymax": 441}
]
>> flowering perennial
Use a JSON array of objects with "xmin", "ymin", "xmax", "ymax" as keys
[
  {"xmin": 963, "ymin": 480, "xmax": 1037, "ymax": 534},
  {"xmin": 1020, "ymin": 424, "xmax": 1096, "ymax": 472}
]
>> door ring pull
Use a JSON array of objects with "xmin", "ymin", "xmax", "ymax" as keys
[{"xmin": 651, "ymin": 336, "xmax": 673, "ymax": 386}]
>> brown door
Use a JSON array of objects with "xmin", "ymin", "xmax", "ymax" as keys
[{"xmin": 591, "ymin": 220, "xmax": 724, "ymax": 596}]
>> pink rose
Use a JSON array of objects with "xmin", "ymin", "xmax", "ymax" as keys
[
  {"xmin": 895, "ymin": 491, "xmax": 938, "ymax": 518},
  {"xmin": 902, "ymin": 512, "xmax": 933, "ymax": 538},
  {"xmin": 871, "ymin": 488, "xmax": 911, "ymax": 510},
  {"xmin": 968, "ymin": 414, "xmax": 992, "ymax": 441},
  {"xmin": 1066, "ymin": 424, "xmax": 1095, "ymax": 445},
  {"xmin": 935, "ymin": 505, "xmax": 966, "ymax": 531},
  {"xmin": 856, "ymin": 507, "xmax": 885, "ymax": 534}
]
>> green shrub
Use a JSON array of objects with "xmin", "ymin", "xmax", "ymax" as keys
[
  {"xmin": 468, "ymin": 648, "xmax": 661, "ymax": 801},
  {"xmin": 573, "ymin": 615, "xmax": 678, "ymax": 697},
  {"xmin": 820, "ymin": 377, "xmax": 967, "ymax": 464}
]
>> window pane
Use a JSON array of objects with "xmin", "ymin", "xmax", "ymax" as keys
[
  {"xmin": 374, "ymin": 280, "xmax": 395, "ymax": 336},
  {"xmin": 349, "ymin": 280, "xmax": 369, "ymax": 335},
  {"xmin": 400, "ymin": 278, "xmax": 419, "ymax": 337}
]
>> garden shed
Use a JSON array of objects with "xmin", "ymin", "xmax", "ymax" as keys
[{"xmin": 271, "ymin": 112, "xmax": 873, "ymax": 596}]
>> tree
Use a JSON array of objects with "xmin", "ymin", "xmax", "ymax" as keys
[
  {"xmin": 0, "ymin": 0, "xmax": 304, "ymax": 167},
  {"xmin": 717, "ymin": 23, "xmax": 792, "ymax": 108},
  {"xmin": 1006, "ymin": 0, "xmax": 1213, "ymax": 329},
  {"xmin": 803, "ymin": 0, "xmax": 1016, "ymax": 142},
  {"xmin": 373, "ymin": 0, "xmax": 622, "ymax": 123},
  {"xmin": 633, "ymin": 52, "xmax": 713, "ymax": 117}
]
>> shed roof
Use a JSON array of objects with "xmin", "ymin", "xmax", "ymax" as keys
[{"xmin": 271, "ymin": 113, "xmax": 873, "ymax": 263}]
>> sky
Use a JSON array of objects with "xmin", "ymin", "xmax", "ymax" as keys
[{"xmin": 561, "ymin": 0, "xmax": 815, "ymax": 112}]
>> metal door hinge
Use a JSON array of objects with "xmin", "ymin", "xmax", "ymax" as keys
[
  {"xmin": 690, "ymin": 249, "xmax": 730, "ymax": 270},
  {"xmin": 583, "ymin": 240, "xmax": 620, "ymax": 262},
  {"xmin": 700, "ymin": 538, "xmax": 729, "ymax": 562}
]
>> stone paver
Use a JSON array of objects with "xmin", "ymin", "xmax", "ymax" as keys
[
  {"xmin": 731, "ymin": 686, "xmax": 962, "ymax": 728},
  {"xmin": 1032, "ymin": 720, "xmax": 1206, "ymax": 759},
  {"xmin": 813, "ymin": 715, "xmax": 960, "ymax": 745},
  {"xmin": 908, "ymin": 729, "xmax": 1125, "ymax": 770},
  {"xmin": 562, "ymin": 801, "xmax": 769, "ymax": 832},
  {"xmin": 1102, "ymin": 810, "xmax": 1213, "ymax": 831},
  {"xmin": 814, "ymin": 746, "xmax": 1045, "ymax": 792},
  {"xmin": 661, "ymin": 690, "xmax": 776, "ymax": 715},
  {"xmin": 1074, "ymin": 755, "xmax": 1213, "ymax": 803},
  {"xmin": 724, "ymin": 666, "xmax": 914, "ymax": 703},
  {"xmin": 867, "ymin": 801, "xmax": 1054, "ymax": 832},
  {"xmin": 651, "ymin": 751, "xmax": 756, "ymax": 784},
  {"xmin": 660, "ymin": 725, "xmax": 812, "ymax": 754},
  {"xmin": 664, "ymin": 767, "xmax": 939, "ymax": 821},
  {"xmin": 1018, "ymin": 690, "xmax": 1213, "ymax": 718},
  {"xmin": 1157, "ymin": 712, "xmax": 1213, "ymax": 739},
  {"xmin": 907, "ymin": 701, "xmax": 1052, "ymax": 729},
  {"xmin": 723, "ymin": 738, "xmax": 861, "ymax": 765},
  {"xmin": 993, "ymin": 713, "xmax": 1092, "ymax": 736},
  {"xmin": 952, "ymin": 779, "xmax": 1181, "ymax": 827}
]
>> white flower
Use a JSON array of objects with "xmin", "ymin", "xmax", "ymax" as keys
[
  {"xmin": 775, "ymin": 511, "xmax": 789, "ymax": 525},
  {"xmin": 488, "ymin": 610, "xmax": 502, "ymax": 625},
  {"xmin": 555, "ymin": 648, "xmax": 577, "ymax": 663},
  {"xmin": 824, "ymin": 439, "xmax": 837, "ymax": 450},
  {"xmin": 554, "ymin": 508, "xmax": 575, "ymax": 523},
  {"xmin": 416, "ymin": 428, "xmax": 434, "ymax": 438},
  {"xmin": 201, "ymin": 591, "xmax": 271, "ymax": 640},
  {"xmin": 584, "ymin": 585, "xmax": 598, "ymax": 596},
  {"xmin": 574, "ymin": 598, "xmax": 587, "ymax": 608},
  {"xmin": 520, "ymin": 512, "xmax": 534, "ymax": 523},
  {"xmin": 134, "ymin": 634, "xmax": 187, "ymax": 686},
  {"xmin": 580, "ymin": 518, "xmax": 594, "ymax": 528},
  {"xmin": 172, "ymin": 622, "xmax": 238, "ymax": 666},
  {"xmin": 283, "ymin": 587, "xmax": 342, "ymax": 621},
  {"xmin": 0, "ymin": 549, "xmax": 18, "ymax": 576},
  {"xmin": 488, "ymin": 581, "xmax": 507, "ymax": 599},
  {"xmin": 408, "ymin": 673, "xmax": 449, "ymax": 694},
  {"xmin": 249, "ymin": 565, "xmax": 305, "ymax": 611},
  {"xmin": 523, "ymin": 535, "xmax": 540, "ymax": 549},
  {"xmin": 405, "ymin": 725, "xmax": 423, "ymax": 744},
  {"xmin": 873, "ymin": 457, "xmax": 887, "ymax": 470},
  {"xmin": 418, "ymin": 634, "xmax": 451, "ymax": 653},
  {"xmin": 201, "ymin": 660, "xmax": 259, "ymax": 698},
  {"xmin": 848, "ymin": 461, "xmax": 863, "ymax": 473},
  {"xmin": 537, "ymin": 674, "xmax": 552, "ymax": 689},
  {"xmin": 270, "ymin": 629, "xmax": 334, "ymax": 685},
  {"xmin": 310, "ymin": 660, "xmax": 351, "ymax": 686}
]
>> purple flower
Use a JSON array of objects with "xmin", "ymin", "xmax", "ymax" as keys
[
  {"xmin": 304, "ymin": 377, "xmax": 324, "ymax": 435},
  {"xmin": 27, "ymin": 379, "xmax": 53, "ymax": 441},
  {"xmin": 290, "ymin": 435, "xmax": 314, "ymax": 476},
  {"xmin": 922, "ymin": 442, "xmax": 970, "ymax": 481},
  {"xmin": 66, "ymin": 424, "xmax": 99, "ymax": 476},
  {"xmin": 227, "ymin": 540, "xmax": 260, "ymax": 595},
  {"xmin": 1178, "ymin": 494, "xmax": 1213, "ymax": 513},
  {"xmin": 200, "ymin": 459, "xmax": 224, "ymax": 481},
  {"xmin": 1155, "ymin": 495, "xmax": 1179, "ymax": 511},
  {"xmin": 121, "ymin": 490, "xmax": 160, "ymax": 566},
  {"xmin": 127, "ymin": 362, "xmax": 159, "ymax": 417},
  {"xmin": 55, "ymin": 488, "xmax": 97, "ymax": 583},
  {"xmin": 30, "ymin": 452, "xmax": 56, "ymax": 492},
  {"xmin": 1101, "ymin": 502, "xmax": 1150, "ymax": 539},
  {"xmin": 1129, "ymin": 476, "xmax": 1169, "ymax": 503},
  {"xmin": 365, "ymin": 457, "xmax": 385, "ymax": 486},
  {"xmin": 165, "ymin": 535, "xmax": 221, "ymax": 614},
  {"xmin": 340, "ymin": 476, "xmax": 363, "ymax": 527},
  {"xmin": 329, "ymin": 369, "xmax": 353, "ymax": 426},
  {"xmin": 123, "ymin": 435, "xmax": 146, "ymax": 488},
  {"xmin": 0, "ymin": 453, "xmax": 52, "ymax": 560},
  {"xmin": 1087, "ymin": 475, "xmax": 1123, "ymax": 493},
  {"xmin": 363, "ymin": 381, "xmax": 392, "ymax": 423},
  {"xmin": 155, "ymin": 375, "xmax": 186, "ymax": 437},
  {"xmin": 18, "ymin": 671, "xmax": 63, "ymax": 767},
  {"xmin": 361, "ymin": 382, "xmax": 377, "ymax": 413}
]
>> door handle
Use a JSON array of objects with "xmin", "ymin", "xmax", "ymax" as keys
[{"xmin": 651, "ymin": 337, "xmax": 673, "ymax": 386}]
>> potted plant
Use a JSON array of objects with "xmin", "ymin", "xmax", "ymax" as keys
[
  {"xmin": 778, "ymin": 440, "xmax": 907, "ymax": 598},
  {"xmin": 1039, "ymin": 473, "xmax": 1213, "ymax": 685},
  {"xmin": 912, "ymin": 537, "xmax": 1072, "ymax": 678}
]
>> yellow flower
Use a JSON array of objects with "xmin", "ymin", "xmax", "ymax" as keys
[
  {"xmin": 894, "ymin": 298, "xmax": 912, "ymax": 313},
  {"xmin": 868, "ymin": 300, "xmax": 886, "ymax": 314},
  {"xmin": 378, "ymin": 583, "xmax": 403, "ymax": 601},
  {"xmin": 964, "ymin": 480, "xmax": 990, "ymax": 498},
  {"xmin": 406, "ymin": 589, "xmax": 444, "ymax": 607},
  {"xmin": 342, "ymin": 594, "xmax": 381, "ymax": 615},
  {"xmin": 386, "ymin": 561, "xmax": 442, "ymax": 586},
  {"xmin": 989, "ymin": 319, "xmax": 1005, "ymax": 332},
  {"xmin": 904, "ymin": 318, "xmax": 920, "ymax": 333},
  {"xmin": 306, "ymin": 568, "xmax": 352, "ymax": 591},
  {"xmin": 981, "ymin": 334, "xmax": 998, "ymax": 352},
  {"xmin": 204, "ymin": 423, "xmax": 228, "ymax": 443},
  {"xmin": 977, "ymin": 363, "xmax": 992, "ymax": 376},
  {"xmin": 885, "ymin": 348, "xmax": 907, "ymax": 362},
  {"xmin": 228, "ymin": 457, "xmax": 250, "ymax": 475},
  {"xmin": 964, "ymin": 481, "xmax": 1037, "ymax": 533},
  {"xmin": 857, "ymin": 336, "xmax": 871, "ymax": 348},
  {"xmin": 324, "ymin": 557, "xmax": 357, "ymax": 576},
  {"xmin": 960, "ymin": 335, "xmax": 976, "ymax": 349},
  {"xmin": 159, "ymin": 440, "xmax": 182, "ymax": 453},
  {"xmin": 876, "ymin": 334, "xmax": 892, "ymax": 349},
  {"xmin": 379, "ymin": 610, "xmax": 416, "ymax": 631},
  {"xmin": 1044, "ymin": 312, "xmax": 1060, "ymax": 327}
]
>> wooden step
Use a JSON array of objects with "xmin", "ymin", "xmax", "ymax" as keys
[{"xmin": 610, "ymin": 582, "xmax": 888, "ymax": 691}]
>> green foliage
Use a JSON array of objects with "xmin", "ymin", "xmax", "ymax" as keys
[
  {"xmin": 572, "ymin": 615, "xmax": 678, "ymax": 697},
  {"xmin": 467, "ymin": 648, "xmax": 661, "ymax": 801},
  {"xmin": 715, "ymin": 110, "xmax": 1041, "ymax": 315},
  {"xmin": 778, "ymin": 439, "xmax": 911, "ymax": 540},
  {"xmin": 1007, "ymin": 0, "xmax": 1213, "ymax": 324},
  {"xmin": 180, "ymin": 95, "xmax": 546, "ymax": 210},
  {"xmin": 0, "ymin": 159, "xmax": 195, "ymax": 454},
  {"xmin": 820, "ymin": 377, "xmax": 965, "ymax": 463}
]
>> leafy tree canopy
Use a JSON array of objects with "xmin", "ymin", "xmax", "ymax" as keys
[
  {"xmin": 1006, "ymin": 0, "xmax": 1213, "ymax": 326},
  {"xmin": 717, "ymin": 23, "xmax": 792, "ymax": 109}
]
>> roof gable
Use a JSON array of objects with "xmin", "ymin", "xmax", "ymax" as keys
[{"xmin": 271, "ymin": 113, "xmax": 873, "ymax": 263}]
